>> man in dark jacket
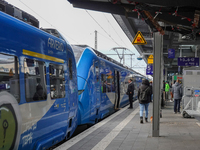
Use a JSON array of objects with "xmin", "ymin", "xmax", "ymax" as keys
[
  {"xmin": 138, "ymin": 79, "xmax": 152, "ymax": 123},
  {"xmin": 172, "ymin": 79, "xmax": 182, "ymax": 114},
  {"xmin": 126, "ymin": 78, "xmax": 135, "ymax": 109}
]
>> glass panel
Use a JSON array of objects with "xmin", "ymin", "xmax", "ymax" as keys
[
  {"xmin": 24, "ymin": 59, "xmax": 47, "ymax": 102},
  {"xmin": 107, "ymin": 75, "xmax": 114, "ymax": 92},
  {"xmin": 0, "ymin": 54, "xmax": 20, "ymax": 102},
  {"xmin": 50, "ymin": 64, "xmax": 65, "ymax": 99},
  {"xmin": 186, "ymin": 71, "xmax": 193, "ymax": 75},
  {"xmin": 101, "ymin": 74, "xmax": 106, "ymax": 93}
]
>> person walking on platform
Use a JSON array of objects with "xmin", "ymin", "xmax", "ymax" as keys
[
  {"xmin": 172, "ymin": 79, "xmax": 182, "ymax": 114},
  {"xmin": 126, "ymin": 78, "xmax": 135, "ymax": 109},
  {"xmin": 165, "ymin": 81, "xmax": 170, "ymax": 100},
  {"xmin": 170, "ymin": 81, "xmax": 176, "ymax": 102},
  {"xmin": 138, "ymin": 79, "xmax": 152, "ymax": 123}
]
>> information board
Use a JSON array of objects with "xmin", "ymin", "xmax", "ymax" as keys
[{"xmin": 178, "ymin": 57, "xmax": 199, "ymax": 66}]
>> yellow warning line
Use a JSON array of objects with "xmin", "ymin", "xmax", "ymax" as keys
[{"xmin": 23, "ymin": 49, "xmax": 64, "ymax": 63}]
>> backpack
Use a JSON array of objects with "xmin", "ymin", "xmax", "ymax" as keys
[{"xmin": 139, "ymin": 87, "xmax": 149, "ymax": 101}]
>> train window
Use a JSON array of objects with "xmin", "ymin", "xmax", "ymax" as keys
[
  {"xmin": 50, "ymin": 64, "xmax": 65, "ymax": 99},
  {"xmin": 101, "ymin": 74, "xmax": 107, "ymax": 93},
  {"xmin": 101, "ymin": 74, "xmax": 114, "ymax": 93},
  {"xmin": 68, "ymin": 59, "xmax": 73, "ymax": 80},
  {"xmin": 0, "ymin": 54, "xmax": 20, "ymax": 102},
  {"xmin": 24, "ymin": 59, "xmax": 47, "ymax": 102},
  {"xmin": 107, "ymin": 75, "xmax": 114, "ymax": 92}
]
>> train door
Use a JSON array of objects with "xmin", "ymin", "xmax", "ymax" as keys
[
  {"xmin": 114, "ymin": 70, "xmax": 120, "ymax": 109},
  {"xmin": 68, "ymin": 52, "xmax": 78, "ymax": 117},
  {"xmin": 90, "ymin": 60, "xmax": 100, "ymax": 122},
  {"xmin": 94, "ymin": 60, "xmax": 100, "ymax": 117}
]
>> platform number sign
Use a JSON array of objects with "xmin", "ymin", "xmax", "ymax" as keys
[{"xmin": 146, "ymin": 65, "xmax": 153, "ymax": 75}]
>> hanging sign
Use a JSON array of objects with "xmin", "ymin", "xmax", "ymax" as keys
[
  {"xmin": 146, "ymin": 65, "xmax": 153, "ymax": 75},
  {"xmin": 168, "ymin": 49, "xmax": 175, "ymax": 58},
  {"xmin": 178, "ymin": 57, "xmax": 199, "ymax": 66},
  {"xmin": 132, "ymin": 31, "xmax": 147, "ymax": 45}
]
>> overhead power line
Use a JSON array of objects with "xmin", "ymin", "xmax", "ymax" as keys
[
  {"xmin": 85, "ymin": 10, "xmax": 120, "ymax": 46},
  {"xmin": 103, "ymin": 13, "xmax": 128, "ymax": 47}
]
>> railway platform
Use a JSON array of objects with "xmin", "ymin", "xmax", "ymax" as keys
[{"xmin": 55, "ymin": 101, "xmax": 200, "ymax": 150}]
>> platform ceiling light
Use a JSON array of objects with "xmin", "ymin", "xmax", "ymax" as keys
[{"xmin": 137, "ymin": 55, "xmax": 143, "ymax": 60}]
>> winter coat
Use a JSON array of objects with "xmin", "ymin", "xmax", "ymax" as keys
[
  {"xmin": 137, "ymin": 79, "xmax": 151, "ymax": 104},
  {"xmin": 150, "ymin": 83, "xmax": 153, "ymax": 94},
  {"xmin": 172, "ymin": 82, "xmax": 182, "ymax": 99},
  {"xmin": 165, "ymin": 83, "xmax": 170, "ymax": 92},
  {"xmin": 127, "ymin": 82, "xmax": 135, "ymax": 95}
]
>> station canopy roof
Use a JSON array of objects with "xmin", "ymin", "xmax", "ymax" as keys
[{"xmin": 68, "ymin": 0, "xmax": 200, "ymax": 74}]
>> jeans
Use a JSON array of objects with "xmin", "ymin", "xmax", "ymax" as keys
[
  {"xmin": 174, "ymin": 99, "xmax": 181, "ymax": 112},
  {"xmin": 151, "ymin": 94, "xmax": 153, "ymax": 101},
  {"xmin": 139, "ymin": 103, "xmax": 149, "ymax": 118}
]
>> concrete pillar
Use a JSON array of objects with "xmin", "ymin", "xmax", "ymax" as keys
[{"xmin": 152, "ymin": 32, "xmax": 163, "ymax": 137}]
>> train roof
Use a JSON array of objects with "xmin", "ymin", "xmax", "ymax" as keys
[
  {"xmin": 71, "ymin": 45, "xmax": 146, "ymax": 77},
  {"xmin": 0, "ymin": 0, "xmax": 39, "ymax": 28}
]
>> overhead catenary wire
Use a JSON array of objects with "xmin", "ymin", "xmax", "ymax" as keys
[
  {"xmin": 103, "ymin": 13, "xmax": 128, "ymax": 47},
  {"xmin": 85, "ymin": 10, "xmax": 120, "ymax": 46},
  {"xmin": 97, "ymin": 31, "xmax": 120, "ymax": 44},
  {"xmin": 18, "ymin": 0, "xmax": 79, "ymax": 44}
]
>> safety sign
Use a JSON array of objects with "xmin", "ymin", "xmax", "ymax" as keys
[
  {"xmin": 147, "ymin": 55, "xmax": 153, "ymax": 64},
  {"xmin": 132, "ymin": 31, "xmax": 147, "ymax": 45}
]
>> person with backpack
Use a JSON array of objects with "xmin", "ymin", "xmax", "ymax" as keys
[
  {"xmin": 126, "ymin": 78, "xmax": 135, "ymax": 109},
  {"xmin": 138, "ymin": 79, "xmax": 152, "ymax": 123},
  {"xmin": 172, "ymin": 79, "xmax": 182, "ymax": 114},
  {"xmin": 149, "ymin": 81, "xmax": 153, "ymax": 102}
]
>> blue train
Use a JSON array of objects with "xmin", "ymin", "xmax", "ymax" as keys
[
  {"xmin": 0, "ymin": 5, "xmax": 148, "ymax": 150},
  {"xmin": 72, "ymin": 45, "xmax": 145, "ymax": 125},
  {"xmin": 0, "ymin": 10, "xmax": 78, "ymax": 150}
]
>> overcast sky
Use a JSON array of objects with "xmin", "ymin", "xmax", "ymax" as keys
[{"xmin": 6, "ymin": 0, "xmax": 148, "ymax": 76}]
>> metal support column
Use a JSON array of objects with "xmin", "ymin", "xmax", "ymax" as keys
[
  {"xmin": 95, "ymin": 30, "xmax": 97, "ymax": 50},
  {"xmin": 165, "ymin": 68, "xmax": 168, "ymax": 81},
  {"xmin": 152, "ymin": 32, "xmax": 163, "ymax": 137},
  {"xmin": 195, "ymin": 45, "xmax": 198, "ymax": 57},
  {"xmin": 160, "ymin": 36, "xmax": 163, "ymax": 131}
]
